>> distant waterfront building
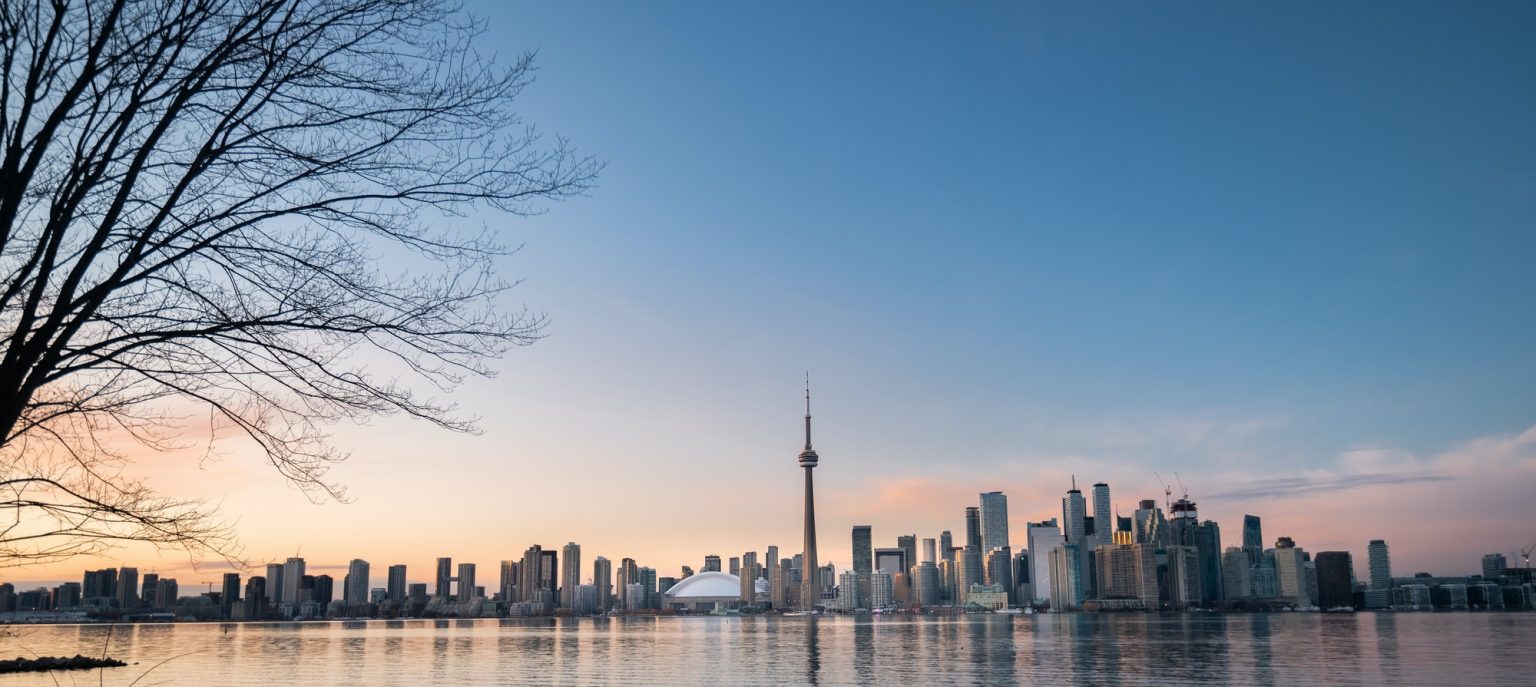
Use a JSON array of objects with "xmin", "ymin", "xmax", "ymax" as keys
[
  {"xmin": 408, "ymin": 583, "xmax": 427, "ymax": 605},
  {"xmin": 740, "ymin": 562, "xmax": 763, "ymax": 606},
  {"xmin": 1060, "ymin": 480, "xmax": 1093, "ymax": 598},
  {"xmin": 1166, "ymin": 546, "xmax": 1202, "ymax": 609},
  {"xmin": 1315, "ymin": 552, "xmax": 1355, "ymax": 609},
  {"xmin": 562, "ymin": 543, "xmax": 582, "ymax": 609},
  {"xmin": 117, "ymin": 567, "xmax": 139, "ymax": 609},
  {"xmin": 729, "ymin": 557, "xmax": 741, "ymax": 577},
  {"xmin": 965, "ymin": 507, "xmax": 982, "ymax": 548},
  {"xmin": 770, "ymin": 558, "xmax": 789, "ymax": 609},
  {"xmin": 913, "ymin": 562, "xmax": 940, "ymax": 607},
  {"xmin": 1365, "ymin": 540, "xmax": 1392, "ymax": 609},
  {"xmin": 704, "ymin": 555, "xmax": 721, "ymax": 573},
  {"xmin": 1091, "ymin": 483, "xmax": 1112, "ymax": 548},
  {"xmin": 967, "ymin": 583, "xmax": 1008, "ymax": 611},
  {"xmin": 244, "ymin": 576, "xmax": 267, "ymax": 619},
  {"xmin": 875, "ymin": 547, "xmax": 909, "ymax": 578},
  {"xmin": 221, "ymin": 573, "xmax": 240, "ymax": 619},
  {"xmin": 1221, "ymin": 548, "xmax": 1251, "ymax": 601},
  {"xmin": 1192, "ymin": 520, "xmax": 1224, "ymax": 604},
  {"xmin": 140, "ymin": 572, "xmax": 159, "ymax": 609},
  {"xmin": 957, "ymin": 546, "xmax": 984, "ymax": 604},
  {"xmin": 868, "ymin": 572, "xmax": 894, "ymax": 608},
  {"xmin": 1242, "ymin": 515, "xmax": 1263, "ymax": 551},
  {"xmin": 897, "ymin": 535, "xmax": 918, "ymax": 579},
  {"xmin": 1048, "ymin": 543, "xmax": 1083, "ymax": 610},
  {"xmin": 387, "ymin": 565, "xmax": 407, "ymax": 605},
  {"xmin": 594, "ymin": 557, "xmax": 612, "ymax": 612},
  {"xmin": 1274, "ymin": 537, "xmax": 1310, "ymax": 606},
  {"xmin": 457, "ymin": 563, "xmax": 477, "ymax": 601},
  {"xmin": 922, "ymin": 538, "xmax": 937, "ymax": 564},
  {"xmin": 1249, "ymin": 563, "xmax": 1278, "ymax": 599},
  {"xmin": 985, "ymin": 546, "xmax": 1014, "ymax": 603},
  {"xmin": 940, "ymin": 531, "xmax": 955, "ymax": 562},
  {"xmin": 1134, "ymin": 500, "xmax": 1168, "ymax": 549},
  {"xmin": 836, "ymin": 571, "xmax": 859, "ymax": 610},
  {"xmin": 282, "ymin": 557, "xmax": 305, "ymax": 606},
  {"xmin": 344, "ymin": 559, "xmax": 370, "ymax": 606},
  {"xmin": 1026, "ymin": 520, "xmax": 1064, "ymax": 604},
  {"xmin": 1482, "ymin": 553, "xmax": 1507, "ymax": 579},
  {"xmin": 264, "ymin": 563, "xmax": 283, "ymax": 609},
  {"xmin": 980, "ymin": 492, "xmax": 1010, "ymax": 555},
  {"xmin": 435, "ymin": 557, "xmax": 453, "ymax": 601}
]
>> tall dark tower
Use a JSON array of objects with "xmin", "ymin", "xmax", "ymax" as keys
[{"xmin": 799, "ymin": 378, "xmax": 820, "ymax": 611}]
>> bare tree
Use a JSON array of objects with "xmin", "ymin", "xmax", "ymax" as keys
[{"xmin": 0, "ymin": 0, "xmax": 599, "ymax": 567}]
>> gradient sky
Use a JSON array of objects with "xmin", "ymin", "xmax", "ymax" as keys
[{"xmin": 10, "ymin": 1, "xmax": 1536, "ymax": 591}]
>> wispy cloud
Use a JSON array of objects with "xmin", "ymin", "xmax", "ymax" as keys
[{"xmin": 1210, "ymin": 471, "xmax": 1451, "ymax": 500}]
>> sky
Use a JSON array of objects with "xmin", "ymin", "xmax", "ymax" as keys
[{"xmin": 9, "ymin": 1, "xmax": 1536, "ymax": 591}]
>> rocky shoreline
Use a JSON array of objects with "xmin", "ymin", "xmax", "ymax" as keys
[{"xmin": 0, "ymin": 654, "xmax": 128, "ymax": 674}]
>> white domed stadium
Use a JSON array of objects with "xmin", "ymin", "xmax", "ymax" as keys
[{"xmin": 662, "ymin": 571, "xmax": 769, "ymax": 611}]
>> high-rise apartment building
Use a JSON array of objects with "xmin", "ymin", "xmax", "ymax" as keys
[
  {"xmin": 940, "ymin": 531, "xmax": 955, "ymax": 562},
  {"xmin": 1091, "ymin": 483, "xmax": 1112, "ymax": 547},
  {"xmin": 387, "ymin": 565, "xmax": 407, "ymax": 605},
  {"xmin": 1315, "ymin": 551, "xmax": 1354, "ymax": 609},
  {"xmin": 964, "ymin": 507, "xmax": 982, "ymax": 548},
  {"xmin": 1026, "ymin": 520, "xmax": 1064, "ymax": 605},
  {"xmin": 457, "ymin": 563, "xmax": 477, "ymax": 601},
  {"xmin": 980, "ymin": 492, "xmax": 1010, "ymax": 554},
  {"xmin": 282, "ymin": 557, "xmax": 305, "ymax": 605},
  {"xmin": 435, "ymin": 557, "xmax": 453, "ymax": 601},
  {"xmin": 703, "ymin": 555, "xmax": 721, "ymax": 573},
  {"xmin": 1365, "ymin": 540, "xmax": 1391, "ymax": 609},
  {"xmin": 593, "ymin": 556, "xmax": 612, "ymax": 612},
  {"xmin": 116, "ymin": 567, "xmax": 139, "ymax": 609},
  {"xmin": 1273, "ymin": 537, "xmax": 1310, "ymax": 606},
  {"xmin": 1062, "ymin": 482, "xmax": 1087, "ymax": 543},
  {"xmin": 1242, "ymin": 515, "xmax": 1263, "ymax": 551},
  {"xmin": 562, "ymin": 543, "xmax": 582, "ymax": 609},
  {"xmin": 922, "ymin": 538, "xmax": 937, "ymax": 564},
  {"xmin": 1482, "ymin": 553, "xmax": 1507, "ymax": 579},
  {"xmin": 221, "ymin": 573, "xmax": 241, "ymax": 619},
  {"xmin": 1221, "ymin": 548, "xmax": 1250, "ymax": 601},
  {"xmin": 344, "ymin": 559, "xmax": 370, "ymax": 605}
]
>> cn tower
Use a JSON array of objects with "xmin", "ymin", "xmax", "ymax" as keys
[{"xmin": 798, "ymin": 376, "xmax": 820, "ymax": 611}]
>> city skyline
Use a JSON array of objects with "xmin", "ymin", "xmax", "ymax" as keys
[{"xmin": 3, "ymin": 0, "xmax": 1535, "ymax": 590}]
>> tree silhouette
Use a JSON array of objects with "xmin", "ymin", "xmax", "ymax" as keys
[{"xmin": 0, "ymin": 0, "xmax": 598, "ymax": 566}]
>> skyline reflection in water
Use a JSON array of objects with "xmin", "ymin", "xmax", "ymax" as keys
[{"xmin": 1, "ymin": 612, "xmax": 1531, "ymax": 686}]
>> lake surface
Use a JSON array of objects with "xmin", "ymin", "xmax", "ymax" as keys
[{"xmin": 2, "ymin": 613, "xmax": 1532, "ymax": 685}]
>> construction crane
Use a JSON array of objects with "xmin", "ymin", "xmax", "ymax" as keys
[
  {"xmin": 1522, "ymin": 541, "xmax": 1535, "ymax": 571},
  {"xmin": 1174, "ymin": 471, "xmax": 1190, "ymax": 500},
  {"xmin": 1154, "ymin": 472, "xmax": 1173, "ymax": 510}
]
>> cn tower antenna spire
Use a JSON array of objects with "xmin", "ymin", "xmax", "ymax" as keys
[{"xmin": 804, "ymin": 371, "xmax": 812, "ymax": 449}]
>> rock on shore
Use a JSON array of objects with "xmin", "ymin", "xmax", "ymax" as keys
[{"xmin": 0, "ymin": 654, "xmax": 128, "ymax": 673}]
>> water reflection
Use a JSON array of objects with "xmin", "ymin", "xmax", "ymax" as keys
[
  {"xmin": 3, "ymin": 613, "xmax": 1533, "ymax": 686},
  {"xmin": 805, "ymin": 618, "xmax": 821, "ymax": 685}
]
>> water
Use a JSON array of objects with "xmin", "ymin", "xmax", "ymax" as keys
[{"xmin": 2, "ymin": 613, "xmax": 1532, "ymax": 686}]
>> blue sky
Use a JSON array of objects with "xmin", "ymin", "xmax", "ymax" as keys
[{"xmin": 18, "ymin": 1, "xmax": 1536, "ymax": 586}]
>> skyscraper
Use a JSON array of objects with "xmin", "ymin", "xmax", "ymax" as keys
[
  {"xmin": 387, "ymin": 565, "xmax": 407, "ymax": 605},
  {"xmin": 521, "ymin": 546, "xmax": 545, "ymax": 604},
  {"xmin": 282, "ymin": 557, "xmax": 305, "ymax": 605},
  {"xmin": 457, "ymin": 563, "xmax": 477, "ymax": 601},
  {"xmin": 562, "ymin": 542, "xmax": 582, "ymax": 609},
  {"xmin": 964, "ymin": 507, "xmax": 982, "ymax": 548},
  {"xmin": 798, "ymin": 380, "xmax": 821, "ymax": 611},
  {"xmin": 1026, "ymin": 520, "xmax": 1064, "ymax": 605},
  {"xmin": 435, "ymin": 557, "xmax": 453, "ymax": 601},
  {"xmin": 1091, "ymin": 483, "xmax": 1111, "ymax": 547},
  {"xmin": 1061, "ymin": 480, "xmax": 1086, "ymax": 543},
  {"xmin": 1273, "ymin": 537, "xmax": 1310, "ymax": 606},
  {"xmin": 980, "ymin": 491, "xmax": 1010, "ymax": 554},
  {"xmin": 264, "ymin": 563, "xmax": 284, "ymax": 610},
  {"xmin": 1315, "ymin": 551, "xmax": 1355, "ymax": 609},
  {"xmin": 345, "ymin": 559, "xmax": 370, "ymax": 606},
  {"xmin": 940, "ymin": 531, "xmax": 955, "ymax": 562},
  {"xmin": 852, "ymin": 526, "xmax": 873, "ymax": 574},
  {"xmin": 1365, "ymin": 540, "xmax": 1391, "ymax": 609},
  {"xmin": 1060, "ymin": 481, "xmax": 1091, "ymax": 598},
  {"xmin": 703, "ymin": 555, "xmax": 721, "ymax": 573},
  {"xmin": 922, "ymin": 538, "xmax": 937, "ymax": 564},
  {"xmin": 221, "ymin": 573, "xmax": 240, "ymax": 619},
  {"xmin": 1242, "ymin": 515, "xmax": 1263, "ymax": 551},
  {"xmin": 897, "ymin": 535, "xmax": 918, "ymax": 580},
  {"xmin": 594, "ymin": 556, "xmax": 612, "ymax": 612},
  {"xmin": 116, "ymin": 567, "xmax": 139, "ymax": 609}
]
